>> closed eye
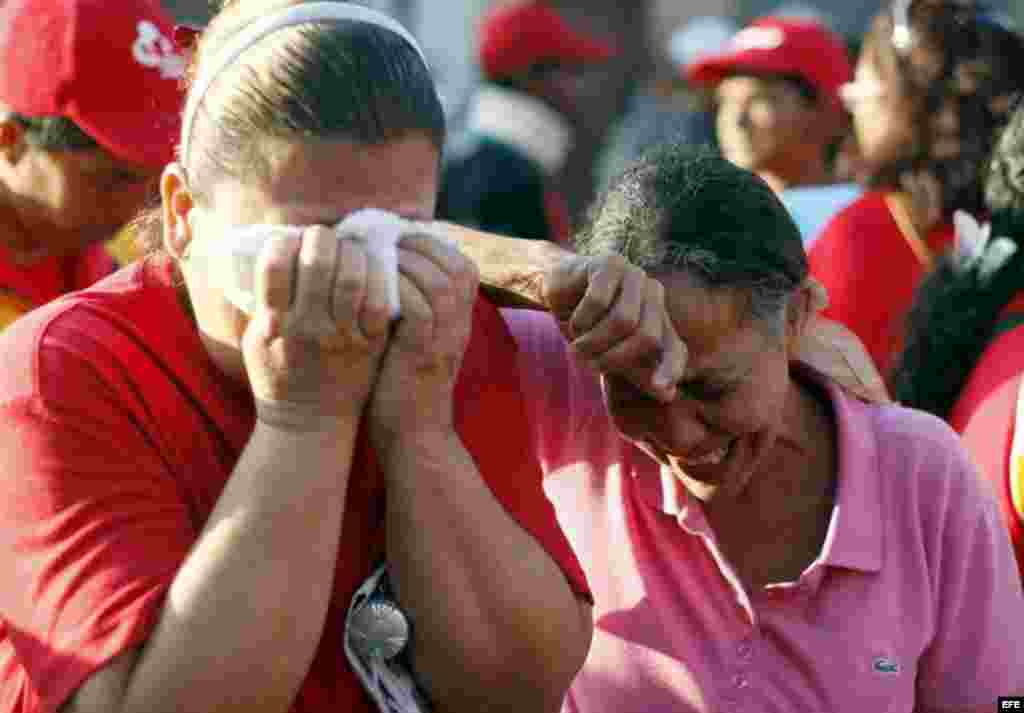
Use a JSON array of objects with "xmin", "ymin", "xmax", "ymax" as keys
[{"xmin": 678, "ymin": 380, "xmax": 733, "ymax": 402}]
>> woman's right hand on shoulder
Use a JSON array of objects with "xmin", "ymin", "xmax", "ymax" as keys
[
  {"xmin": 242, "ymin": 226, "xmax": 393, "ymax": 432},
  {"xmin": 542, "ymin": 253, "xmax": 687, "ymax": 403}
]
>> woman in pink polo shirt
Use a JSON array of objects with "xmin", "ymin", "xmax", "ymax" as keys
[
  {"xmin": 461, "ymin": 142, "xmax": 1024, "ymax": 711},
  {"xmin": 894, "ymin": 101, "xmax": 1024, "ymax": 583}
]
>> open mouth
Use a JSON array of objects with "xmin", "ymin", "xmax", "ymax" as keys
[{"xmin": 678, "ymin": 439, "xmax": 735, "ymax": 467}]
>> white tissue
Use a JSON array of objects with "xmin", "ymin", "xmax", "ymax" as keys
[
  {"xmin": 190, "ymin": 208, "xmax": 451, "ymax": 320},
  {"xmin": 339, "ymin": 208, "xmax": 405, "ymax": 319}
]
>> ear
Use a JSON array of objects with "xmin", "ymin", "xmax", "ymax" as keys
[
  {"xmin": 0, "ymin": 115, "xmax": 27, "ymax": 165},
  {"xmin": 160, "ymin": 163, "xmax": 195, "ymax": 261},
  {"xmin": 783, "ymin": 283, "xmax": 815, "ymax": 356}
]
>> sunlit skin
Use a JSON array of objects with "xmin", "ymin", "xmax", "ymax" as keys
[
  {"xmin": 162, "ymin": 133, "xmax": 440, "ymax": 389},
  {"xmin": 715, "ymin": 74, "xmax": 839, "ymax": 194},
  {"xmin": 0, "ymin": 126, "xmax": 156, "ymax": 264},
  {"xmin": 846, "ymin": 54, "xmax": 917, "ymax": 178},
  {"xmin": 601, "ymin": 274, "xmax": 837, "ymax": 585}
]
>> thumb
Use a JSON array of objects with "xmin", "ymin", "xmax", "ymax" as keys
[{"xmin": 542, "ymin": 256, "xmax": 592, "ymax": 322}]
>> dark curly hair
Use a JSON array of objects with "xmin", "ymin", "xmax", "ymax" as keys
[
  {"xmin": 860, "ymin": 0, "xmax": 1024, "ymax": 218},
  {"xmin": 575, "ymin": 143, "xmax": 807, "ymax": 331},
  {"xmin": 892, "ymin": 96, "xmax": 1024, "ymax": 417}
]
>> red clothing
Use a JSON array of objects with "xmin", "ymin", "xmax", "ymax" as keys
[
  {"xmin": 950, "ymin": 293, "xmax": 1024, "ymax": 583},
  {"xmin": 0, "ymin": 242, "xmax": 116, "ymax": 311},
  {"xmin": 0, "ymin": 258, "xmax": 589, "ymax": 713},
  {"xmin": 808, "ymin": 191, "xmax": 954, "ymax": 375}
]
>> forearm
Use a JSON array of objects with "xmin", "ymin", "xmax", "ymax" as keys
[
  {"xmin": 117, "ymin": 420, "xmax": 360, "ymax": 713},
  {"xmin": 440, "ymin": 222, "xmax": 571, "ymax": 310},
  {"xmin": 383, "ymin": 429, "xmax": 591, "ymax": 713}
]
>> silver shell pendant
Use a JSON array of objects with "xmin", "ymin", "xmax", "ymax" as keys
[{"xmin": 347, "ymin": 597, "xmax": 410, "ymax": 661}]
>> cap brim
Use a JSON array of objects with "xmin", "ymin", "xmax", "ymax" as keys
[
  {"xmin": 561, "ymin": 33, "xmax": 617, "ymax": 64},
  {"xmin": 73, "ymin": 103, "xmax": 181, "ymax": 170},
  {"xmin": 686, "ymin": 49, "xmax": 794, "ymax": 86}
]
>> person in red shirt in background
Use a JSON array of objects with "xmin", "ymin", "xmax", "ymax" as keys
[
  {"xmin": 892, "ymin": 101, "xmax": 1024, "ymax": 582},
  {"xmin": 685, "ymin": 16, "xmax": 852, "ymax": 197},
  {"xmin": 808, "ymin": 0, "xmax": 1024, "ymax": 376},
  {"xmin": 437, "ymin": 0, "xmax": 616, "ymax": 246},
  {"xmin": 0, "ymin": 0, "xmax": 185, "ymax": 330}
]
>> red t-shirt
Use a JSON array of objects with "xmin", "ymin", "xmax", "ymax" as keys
[
  {"xmin": 0, "ymin": 258, "xmax": 589, "ymax": 713},
  {"xmin": 0, "ymin": 242, "xmax": 116, "ymax": 312},
  {"xmin": 950, "ymin": 294, "xmax": 1024, "ymax": 583},
  {"xmin": 808, "ymin": 191, "xmax": 954, "ymax": 376}
]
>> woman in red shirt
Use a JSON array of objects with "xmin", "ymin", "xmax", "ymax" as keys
[
  {"xmin": 0, "ymin": 2, "xmax": 600, "ymax": 711},
  {"xmin": 808, "ymin": 0, "xmax": 1024, "ymax": 376},
  {"xmin": 893, "ymin": 101, "xmax": 1024, "ymax": 582}
]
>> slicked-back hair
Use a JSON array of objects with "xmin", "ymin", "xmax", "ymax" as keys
[{"xmin": 137, "ymin": 0, "xmax": 446, "ymax": 254}]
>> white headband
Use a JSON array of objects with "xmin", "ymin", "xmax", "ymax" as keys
[{"xmin": 180, "ymin": 2, "xmax": 429, "ymax": 166}]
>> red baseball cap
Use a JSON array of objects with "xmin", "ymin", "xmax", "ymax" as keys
[
  {"xmin": 686, "ymin": 17, "xmax": 852, "ymax": 109},
  {"xmin": 0, "ymin": 0, "xmax": 186, "ymax": 170},
  {"xmin": 479, "ymin": 1, "xmax": 617, "ymax": 80}
]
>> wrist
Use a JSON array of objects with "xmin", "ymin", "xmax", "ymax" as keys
[
  {"xmin": 255, "ymin": 398, "xmax": 364, "ymax": 437},
  {"xmin": 526, "ymin": 239, "xmax": 573, "ymax": 310}
]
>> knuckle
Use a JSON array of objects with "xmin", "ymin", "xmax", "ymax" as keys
[
  {"xmin": 608, "ymin": 310, "xmax": 642, "ymax": 338},
  {"xmin": 335, "ymin": 269, "xmax": 364, "ymax": 299},
  {"xmin": 647, "ymin": 277, "xmax": 665, "ymax": 300},
  {"xmin": 305, "ymin": 225, "xmax": 335, "ymax": 242},
  {"xmin": 453, "ymin": 254, "xmax": 480, "ymax": 288},
  {"xmin": 263, "ymin": 285, "xmax": 292, "ymax": 309},
  {"xmin": 634, "ymin": 329, "xmax": 661, "ymax": 353},
  {"xmin": 362, "ymin": 303, "xmax": 393, "ymax": 337},
  {"xmin": 606, "ymin": 253, "xmax": 630, "ymax": 273},
  {"xmin": 262, "ymin": 250, "xmax": 294, "ymax": 282}
]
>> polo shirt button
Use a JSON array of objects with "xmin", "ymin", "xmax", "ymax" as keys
[
  {"xmin": 737, "ymin": 641, "xmax": 753, "ymax": 660},
  {"xmin": 732, "ymin": 673, "xmax": 749, "ymax": 689}
]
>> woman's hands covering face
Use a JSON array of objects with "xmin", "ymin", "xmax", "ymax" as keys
[
  {"xmin": 543, "ymin": 254, "xmax": 686, "ymax": 403},
  {"xmin": 367, "ymin": 231, "xmax": 480, "ymax": 452},
  {"xmin": 242, "ymin": 225, "xmax": 394, "ymax": 432}
]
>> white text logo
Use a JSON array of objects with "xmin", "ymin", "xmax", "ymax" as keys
[{"xmin": 132, "ymin": 20, "xmax": 186, "ymax": 80}]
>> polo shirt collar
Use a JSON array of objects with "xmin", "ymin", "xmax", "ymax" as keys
[{"xmin": 816, "ymin": 373, "xmax": 884, "ymax": 573}]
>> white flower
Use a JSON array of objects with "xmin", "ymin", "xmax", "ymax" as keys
[{"xmin": 952, "ymin": 210, "xmax": 1018, "ymax": 282}]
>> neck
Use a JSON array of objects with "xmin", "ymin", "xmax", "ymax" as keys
[
  {"xmin": 766, "ymin": 376, "xmax": 835, "ymax": 508},
  {"xmin": 468, "ymin": 85, "xmax": 574, "ymax": 176},
  {"xmin": 760, "ymin": 160, "xmax": 833, "ymax": 196}
]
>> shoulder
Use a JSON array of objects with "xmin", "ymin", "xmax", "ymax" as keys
[
  {"xmin": 871, "ymin": 402, "xmax": 972, "ymax": 477},
  {"xmin": 866, "ymin": 401, "xmax": 995, "ymax": 526},
  {"xmin": 813, "ymin": 191, "xmax": 894, "ymax": 248},
  {"xmin": 0, "ymin": 260, "xmax": 181, "ymax": 408}
]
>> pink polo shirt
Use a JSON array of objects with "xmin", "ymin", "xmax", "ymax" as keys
[{"xmin": 504, "ymin": 309, "xmax": 1024, "ymax": 713}]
